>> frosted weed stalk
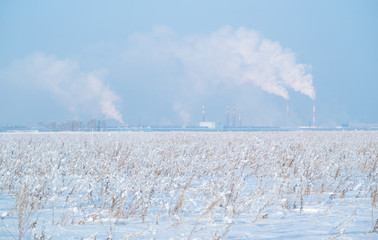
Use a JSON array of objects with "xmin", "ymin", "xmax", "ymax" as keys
[{"xmin": 0, "ymin": 131, "xmax": 377, "ymax": 239}]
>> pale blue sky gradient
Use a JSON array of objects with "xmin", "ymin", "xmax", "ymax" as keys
[{"xmin": 0, "ymin": 0, "xmax": 377, "ymax": 126}]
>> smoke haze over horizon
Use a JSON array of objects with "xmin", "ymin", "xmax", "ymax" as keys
[
  {"xmin": 2, "ymin": 52, "xmax": 124, "ymax": 123},
  {"xmin": 127, "ymin": 26, "xmax": 316, "ymax": 101},
  {"xmin": 0, "ymin": 1, "xmax": 377, "ymax": 126}
]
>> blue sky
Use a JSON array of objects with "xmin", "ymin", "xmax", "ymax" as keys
[{"xmin": 0, "ymin": 0, "xmax": 377, "ymax": 126}]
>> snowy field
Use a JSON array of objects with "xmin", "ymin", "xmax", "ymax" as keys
[{"xmin": 0, "ymin": 131, "xmax": 377, "ymax": 239}]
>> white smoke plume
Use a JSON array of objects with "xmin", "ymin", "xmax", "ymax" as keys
[
  {"xmin": 5, "ymin": 52, "xmax": 124, "ymax": 122},
  {"xmin": 128, "ymin": 26, "xmax": 316, "ymax": 100},
  {"xmin": 172, "ymin": 102, "xmax": 190, "ymax": 126}
]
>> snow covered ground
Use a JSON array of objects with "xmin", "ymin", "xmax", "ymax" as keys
[{"xmin": 0, "ymin": 131, "xmax": 377, "ymax": 239}]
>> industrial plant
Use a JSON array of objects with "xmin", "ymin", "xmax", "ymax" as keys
[{"xmin": 1, "ymin": 101, "xmax": 377, "ymax": 133}]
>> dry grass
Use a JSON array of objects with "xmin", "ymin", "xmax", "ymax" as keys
[{"xmin": 0, "ymin": 131, "xmax": 377, "ymax": 239}]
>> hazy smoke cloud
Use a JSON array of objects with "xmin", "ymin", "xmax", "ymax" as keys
[
  {"xmin": 172, "ymin": 102, "xmax": 190, "ymax": 126},
  {"xmin": 128, "ymin": 26, "xmax": 316, "ymax": 101},
  {"xmin": 5, "ymin": 52, "xmax": 123, "ymax": 122}
]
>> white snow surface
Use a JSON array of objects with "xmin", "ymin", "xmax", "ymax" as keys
[{"xmin": 0, "ymin": 131, "xmax": 377, "ymax": 239}]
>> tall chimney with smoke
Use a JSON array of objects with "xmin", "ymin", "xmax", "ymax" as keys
[
  {"xmin": 313, "ymin": 100, "xmax": 316, "ymax": 128},
  {"xmin": 202, "ymin": 104, "xmax": 205, "ymax": 122},
  {"xmin": 233, "ymin": 104, "xmax": 235, "ymax": 127},
  {"xmin": 226, "ymin": 105, "xmax": 229, "ymax": 127},
  {"xmin": 286, "ymin": 100, "xmax": 290, "ymax": 118}
]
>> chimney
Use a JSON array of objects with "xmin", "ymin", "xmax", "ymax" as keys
[
  {"xmin": 286, "ymin": 100, "xmax": 290, "ymax": 118},
  {"xmin": 226, "ymin": 105, "xmax": 229, "ymax": 127},
  {"xmin": 202, "ymin": 104, "xmax": 205, "ymax": 122},
  {"xmin": 312, "ymin": 100, "xmax": 316, "ymax": 128},
  {"xmin": 233, "ymin": 104, "xmax": 235, "ymax": 127}
]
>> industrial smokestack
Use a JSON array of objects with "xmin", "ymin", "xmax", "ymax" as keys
[
  {"xmin": 226, "ymin": 105, "xmax": 229, "ymax": 127},
  {"xmin": 313, "ymin": 100, "xmax": 316, "ymax": 128},
  {"xmin": 286, "ymin": 100, "xmax": 290, "ymax": 118},
  {"xmin": 233, "ymin": 104, "xmax": 235, "ymax": 127},
  {"xmin": 239, "ymin": 112, "xmax": 241, "ymax": 127},
  {"xmin": 202, "ymin": 104, "xmax": 205, "ymax": 122}
]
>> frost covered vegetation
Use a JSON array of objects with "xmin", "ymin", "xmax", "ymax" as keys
[{"xmin": 0, "ymin": 131, "xmax": 377, "ymax": 239}]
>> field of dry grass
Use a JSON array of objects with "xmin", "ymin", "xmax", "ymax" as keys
[{"xmin": 0, "ymin": 131, "xmax": 377, "ymax": 239}]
